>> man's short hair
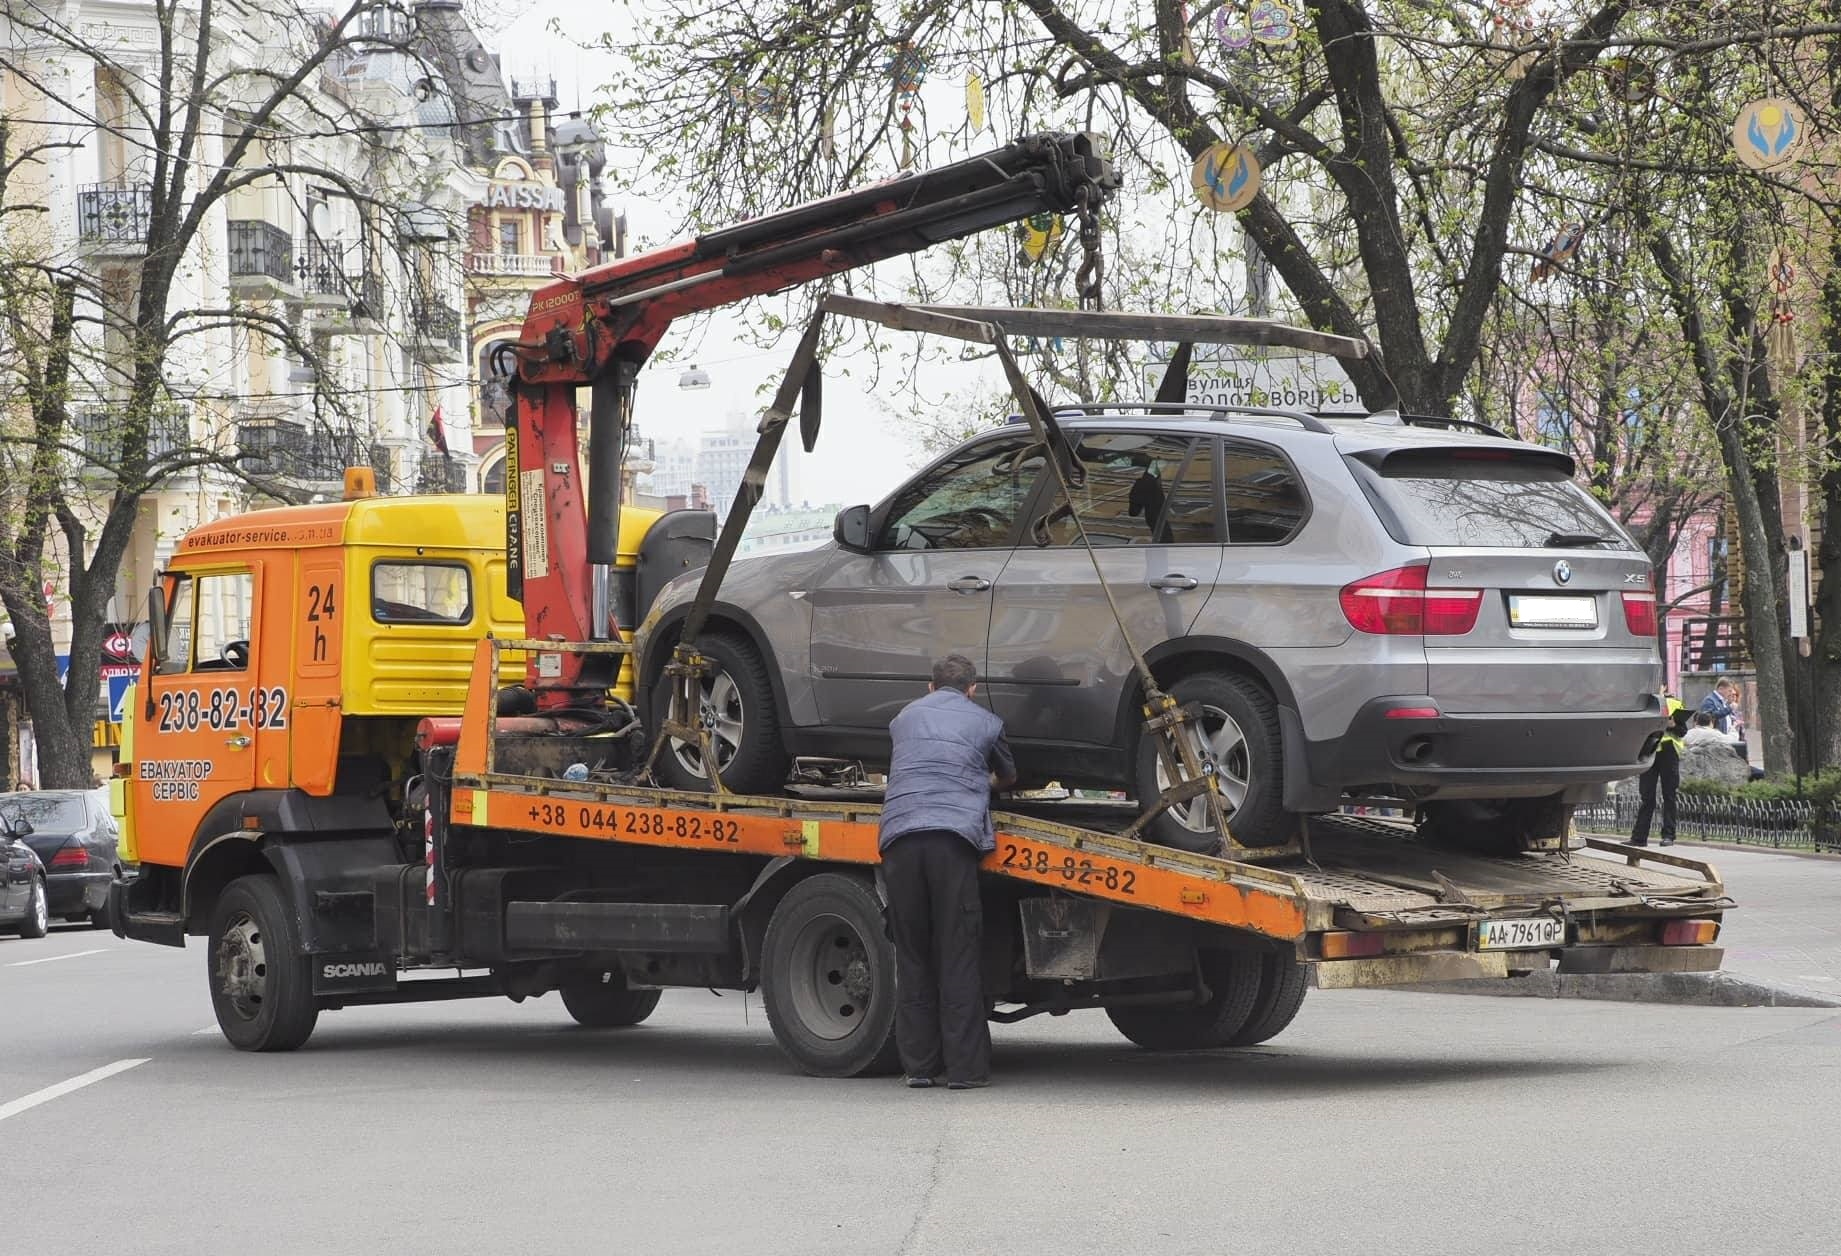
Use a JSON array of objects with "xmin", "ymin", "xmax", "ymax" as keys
[
  {"xmin": 1695, "ymin": 711, "xmax": 1714, "ymax": 727},
  {"xmin": 931, "ymin": 655, "xmax": 977, "ymax": 692},
  {"xmin": 1717, "ymin": 678, "xmax": 1739, "ymax": 693}
]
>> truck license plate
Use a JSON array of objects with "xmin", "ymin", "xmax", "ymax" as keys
[{"xmin": 1478, "ymin": 916, "xmax": 1564, "ymax": 950}]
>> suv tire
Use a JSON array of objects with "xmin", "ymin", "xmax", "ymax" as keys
[
  {"xmin": 1135, "ymin": 671, "xmax": 1288, "ymax": 850},
  {"xmin": 651, "ymin": 633, "xmax": 789, "ymax": 796}
]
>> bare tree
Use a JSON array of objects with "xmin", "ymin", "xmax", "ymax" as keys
[{"xmin": 0, "ymin": 0, "xmax": 464, "ymax": 785}]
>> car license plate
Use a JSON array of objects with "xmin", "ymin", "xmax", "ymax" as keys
[
  {"xmin": 1508, "ymin": 594, "xmax": 1597, "ymax": 628},
  {"xmin": 1478, "ymin": 916, "xmax": 1565, "ymax": 950}
]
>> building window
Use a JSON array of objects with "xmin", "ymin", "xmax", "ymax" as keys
[{"xmin": 498, "ymin": 220, "xmax": 520, "ymax": 255}]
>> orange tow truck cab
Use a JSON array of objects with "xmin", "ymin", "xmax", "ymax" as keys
[{"xmin": 111, "ymin": 478, "xmax": 699, "ymax": 938}]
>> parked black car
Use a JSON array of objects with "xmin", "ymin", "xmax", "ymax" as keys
[
  {"xmin": 1, "ymin": 817, "xmax": 48, "ymax": 938},
  {"xmin": 0, "ymin": 790, "xmax": 119, "ymax": 929}
]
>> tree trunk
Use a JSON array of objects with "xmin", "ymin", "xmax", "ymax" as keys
[
  {"xmin": 0, "ymin": 592, "xmax": 96, "ymax": 788},
  {"xmin": 1716, "ymin": 423, "xmax": 1794, "ymax": 776}
]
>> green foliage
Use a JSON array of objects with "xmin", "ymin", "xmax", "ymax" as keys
[{"xmin": 1680, "ymin": 770, "xmax": 1841, "ymax": 808}]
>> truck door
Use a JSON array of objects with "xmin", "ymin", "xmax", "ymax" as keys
[{"xmin": 133, "ymin": 567, "xmax": 261, "ymax": 867}]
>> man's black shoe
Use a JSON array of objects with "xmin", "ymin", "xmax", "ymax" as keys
[
  {"xmin": 904, "ymin": 1076, "xmax": 936, "ymax": 1089},
  {"xmin": 1660, "ymin": 838, "xmax": 1676, "ymax": 847},
  {"xmin": 947, "ymin": 1078, "xmax": 990, "ymax": 1090}
]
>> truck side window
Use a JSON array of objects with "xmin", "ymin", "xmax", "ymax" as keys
[
  {"xmin": 191, "ymin": 572, "xmax": 255, "ymax": 671},
  {"xmin": 156, "ymin": 575, "xmax": 194, "ymax": 675},
  {"xmin": 372, "ymin": 562, "xmax": 473, "ymax": 624}
]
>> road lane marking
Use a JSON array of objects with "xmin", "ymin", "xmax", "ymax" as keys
[
  {"xmin": 0, "ymin": 1059, "xmax": 149, "ymax": 1123},
  {"xmin": 193, "ymin": 1026, "xmax": 219, "ymax": 1036},
  {"xmin": 6, "ymin": 948, "xmax": 107, "ymax": 968}
]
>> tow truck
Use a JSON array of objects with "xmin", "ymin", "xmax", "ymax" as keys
[{"xmin": 111, "ymin": 133, "xmax": 1730, "ymax": 1073}]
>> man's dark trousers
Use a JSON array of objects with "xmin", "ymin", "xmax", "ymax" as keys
[
  {"xmin": 1632, "ymin": 745, "xmax": 1680, "ymax": 846},
  {"xmin": 881, "ymin": 829, "xmax": 991, "ymax": 1084}
]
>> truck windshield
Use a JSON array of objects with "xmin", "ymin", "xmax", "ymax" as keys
[{"xmin": 1349, "ymin": 450, "xmax": 1635, "ymax": 550}]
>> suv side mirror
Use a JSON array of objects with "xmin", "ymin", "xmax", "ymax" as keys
[{"xmin": 834, "ymin": 504, "xmax": 872, "ymax": 552}]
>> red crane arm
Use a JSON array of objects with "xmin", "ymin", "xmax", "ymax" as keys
[{"xmin": 500, "ymin": 133, "xmax": 1118, "ymax": 701}]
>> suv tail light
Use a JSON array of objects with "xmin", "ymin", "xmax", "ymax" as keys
[
  {"xmin": 1339, "ymin": 564, "xmax": 1482, "ymax": 636},
  {"xmin": 1621, "ymin": 591, "xmax": 1657, "ymax": 637},
  {"xmin": 49, "ymin": 844, "xmax": 89, "ymax": 869}
]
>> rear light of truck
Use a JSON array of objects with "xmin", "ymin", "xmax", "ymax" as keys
[
  {"xmin": 1339, "ymin": 564, "xmax": 1482, "ymax": 636},
  {"xmin": 1319, "ymin": 931, "xmax": 1387, "ymax": 959},
  {"xmin": 1621, "ymin": 590, "xmax": 1657, "ymax": 636},
  {"xmin": 49, "ymin": 845, "xmax": 89, "ymax": 869},
  {"xmin": 1660, "ymin": 918, "xmax": 1720, "ymax": 946}
]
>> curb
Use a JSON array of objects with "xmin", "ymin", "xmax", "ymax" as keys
[{"xmin": 1387, "ymin": 970, "xmax": 1841, "ymax": 1009}]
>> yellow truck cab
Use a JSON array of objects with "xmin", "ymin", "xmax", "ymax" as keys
[{"xmin": 111, "ymin": 484, "xmax": 698, "ymax": 948}]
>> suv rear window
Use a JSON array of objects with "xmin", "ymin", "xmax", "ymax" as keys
[{"xmin": 1350, "ymin": 450, "xmax": 1634, "ymax": 550}]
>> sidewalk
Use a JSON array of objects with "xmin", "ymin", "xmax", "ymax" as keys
[{"xmin": 1614, "ymin": 844, "xmax": 1841, "ymax": 999}]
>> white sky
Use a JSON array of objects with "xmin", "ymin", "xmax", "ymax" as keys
[{"xmin": 495, "ymin": 1, "xmax": 955, "ymax": 510}]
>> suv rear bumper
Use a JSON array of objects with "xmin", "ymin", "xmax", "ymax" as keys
[{"xmin": 1307, "ymin": 697, "xmax": 1661, "ymax": 799}]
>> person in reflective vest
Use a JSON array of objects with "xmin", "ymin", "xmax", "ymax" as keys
[{"xmin": 1631, "ymin": 695, "xmax": 1689, "ymax": 847}]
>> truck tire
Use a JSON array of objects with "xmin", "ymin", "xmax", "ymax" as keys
[
  {"xmin": 1222, "ymin": 952, "xmax": 1308, "ymax": 1047},
  {"xmin": 207, "ymin": 874, "xmax": 318, "ymax": 1052},
  {"xmin": 1106, "ymin": 948, "xmax": 1262, "ymax": 1051},
  {"xmin": 559, "ymin": 969, "xmax": 663, "ymax": 1027},
  {"xmin": 18, "ymin": 876, "xmax": 49, "ymax": 939},
  {"xmin": 1135, "ymin": 671, "xmax": 1288, "ymax": 851},
  {"xmin": 652, "ymin": 633, "xmax": 790, "ymax": 796},
  {"xmin": 761, "ymin": 873, "xmax": 901, "ymax": 1078}
]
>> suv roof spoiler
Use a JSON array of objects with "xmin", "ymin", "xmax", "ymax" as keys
[{"xmin": 1362, "ymin": 409, "xmax": 1510, "ymax": 438}]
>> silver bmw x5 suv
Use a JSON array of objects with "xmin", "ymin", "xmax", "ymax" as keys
[{"xmin": 636, "ymin": 409, "xmax": 1664, "ymax": 854}]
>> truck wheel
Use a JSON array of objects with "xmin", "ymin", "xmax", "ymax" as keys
[
  {"xmin": 761, "ymin": 873, "xmax": 901, "ymax": 1078},
  {"xmin": 1222, "ymin": 952, "xmax": 1308, "ymax": 1047},
  {"xmin": 19, "ymin": 877, "xmax": 49, "ymax": 939},
  {"xmin": 1106, "ymin": 948, "xmax": 1262, "ymax": 1051},
  {"xmin": 207, "ymin": 875, "xmax": 318, "ymax": 1052},
  {"xmin": 652, "ymin": 633, "xmax": 789, "ymax": 796},
  {"xmin": 559, "ymin": 969, "xmax": 663, "ymax": 1027},
  {"xmin": 1135, "ymin": 671, "xmax": 1288, "ymax": 850}
]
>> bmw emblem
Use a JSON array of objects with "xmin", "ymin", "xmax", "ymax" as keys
[{"xmin": 1553, "ymin": 560, "xmax": 1573, "ymax": 585}]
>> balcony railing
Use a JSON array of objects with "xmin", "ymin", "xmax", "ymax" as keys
[
  {"xmin": 69, "ymin": 401, "xmax": 188, "ymax": 467},
  {"xmin": 410, "ymin": 299, "xmax": 461, "ymax": 350},
  {"xmin": 1678, "ymin": 615, "xmax": 1748, "ymax": 674},
  {"xmin": 298, "ymin": 236, "xmax": 354, "ymax": 298},
  {"xmin": 467, "ymin": 251, "xmax": 560, "ymax": 277},
  {"xmin": 78, "ymin": 183, "xmax": 153, "ymax": 249},
  {"xmin": 237, "ymin": 419, "xmax": 367, "ymax": 482},
  {"xmin": 227, "ymin": 220, "xmax": 294, "ymax": 284}
]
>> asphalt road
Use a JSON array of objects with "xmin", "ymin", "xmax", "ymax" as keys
[{"xmin": 3, "ymin": 850, "xmax": 1837, "ymax": 1256}]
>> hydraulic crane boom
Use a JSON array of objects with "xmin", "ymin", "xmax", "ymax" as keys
[{"xmin": 497, "ymin": 133, "xmax": 1118, "ymax": 701}]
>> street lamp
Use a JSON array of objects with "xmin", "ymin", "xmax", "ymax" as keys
[{"xmin": 678, "ymin": 364, "xmax": 712, "ymax": 391}]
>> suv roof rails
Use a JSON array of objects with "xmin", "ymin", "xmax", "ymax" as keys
[
  {"xmin": 1043, "ymin": 401, "xmax": 1335, "ymax": 435},
  {"xmin": 1364, "ymin": 409, "xmax": 1510, "ymax": 439}
]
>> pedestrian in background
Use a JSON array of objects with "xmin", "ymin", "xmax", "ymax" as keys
[
  {"xmin": 878, "ymin": 654, "xmax": 1015, "ymax": 1091},
  {"xmin": 1632, "ymin": 694, "xmax": 1689, "ymax": 848},
  {"xmin": 1699, "ymin": 678, "xmax": 1741, "ymax": 736}
]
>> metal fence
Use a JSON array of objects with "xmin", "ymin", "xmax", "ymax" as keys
[{"xmin": 1575, "ymin": 793, "xmax": 1841, "ymax": 852}]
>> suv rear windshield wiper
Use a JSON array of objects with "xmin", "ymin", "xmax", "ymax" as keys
[{"xmin": 1544, "ymin": 531, "xmax": 1615, "ymax": 548}]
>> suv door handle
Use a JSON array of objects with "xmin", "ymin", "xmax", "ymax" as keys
[
  {"xmin": 946, "ymin": 576, "xmax": 991, "ymax": 594},
  {"xmin": 1149, "ymin": 574, "xmax": 1199, "ymax": 592}
]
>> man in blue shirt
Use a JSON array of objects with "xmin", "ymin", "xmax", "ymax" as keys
[
  {"xmin": 880, "ymin": 655, "xmax": 1016, "ymax": 1090},
  {"xmin": 1698, "ymin": 678, "xmax": 1740, "ymax": 736}
]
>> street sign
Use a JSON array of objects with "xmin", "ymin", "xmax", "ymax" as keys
[
  {"xmin": 1142, "ymin": 349, "xmax": 1366, "ymax": 414},
  {"xmin": 107, "ymin": 674, "xmax": 134, "ymax": 724}
]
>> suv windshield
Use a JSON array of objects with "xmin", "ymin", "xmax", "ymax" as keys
[{"xmin": 1350, "ymin": 450, "xmax": 1634, "ymax": 550}]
